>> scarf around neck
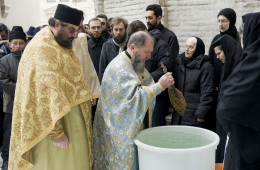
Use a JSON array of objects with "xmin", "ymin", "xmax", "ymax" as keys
[{"xmin": 113, "ymin": 38, "xmax": 127, "ymax": 54}]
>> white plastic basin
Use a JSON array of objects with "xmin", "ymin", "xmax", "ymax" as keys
[{"xmin": 134, "ymin": 126, "xmax": 219, "ymax": 170}]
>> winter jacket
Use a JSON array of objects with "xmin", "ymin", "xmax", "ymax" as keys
[
  {"xmin": 98, "ymin": 38, "xmax": 120, "ymax": 83},
  {"xmin": 88, "ymin": 35, "xmax": 107, "ymax": 75},
  {"xmin": 145, "ymin": 29, "xmax": 171, "ymax": 82},
  {"xmin": 146, "ymin": 29, "xmax": 171, "ymax": 102},
  {"xmin": 0, "ymin": 51, "xmax": 21, "ymax": 113},
  {"xmin": 0, "ymin": 42, "xmax": 11, "ymax": 58},
  {"xmin": 149, "ymin": 23, "xmax": 179, "ymax": 66},
  {"xmin": 174, "ymin": 53, "xmax": 214, "ymax": 126}
]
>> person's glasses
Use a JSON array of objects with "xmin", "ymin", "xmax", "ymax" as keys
[
  {"xmin": 68, "ymin": 27, "xmax": 78, "ymax": 35},
  {"xmin": 11, "ymin": 41, "xmax": 25, "ymax": 46},
  {"xmin": 185, "ymin": 45, "xmax": 195, "ymax": 50},
  {"xmin": 91, "ymin": 26, "xmax": 101, "ymax": 30}
]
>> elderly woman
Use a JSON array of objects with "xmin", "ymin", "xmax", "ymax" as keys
[{"xmin": 171, "ymin": 37, "xmax": 214, "ymax": 128}]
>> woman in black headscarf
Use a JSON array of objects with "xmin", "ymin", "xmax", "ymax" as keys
[
  {"xmin": 213, "ymin": 34, "xmax": 242, "ymax": 88},
  {"xmin": 217, "ymin": 12, "xmax": 260, "ymax": 170},
  {"xmin": 171, "ymin": 37, "xmax": 214, "ymax": 128},
  {"xmin": 212, "ymin": 34, "xmax": 243, "ymax": 165},
  {"xmin": 209, "ymin": 8, "xmax": 240, "ymax": 88},
  {"xmin": 208, "ymin": 8, "xmax": 240, "ymax": 162}
]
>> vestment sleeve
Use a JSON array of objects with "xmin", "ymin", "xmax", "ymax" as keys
[{"xmin": 49, "ymin": 120, "xmax": 65, "ymax": 140}]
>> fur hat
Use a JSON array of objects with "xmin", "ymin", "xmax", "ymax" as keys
[{"xmin": 54, "ymin": 4, "xmax": 83, "ymax": 26}]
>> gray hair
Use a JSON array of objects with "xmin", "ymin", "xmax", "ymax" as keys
[
  {"xmin": 48, "ymin": 17, "xmax": 67, "ymax": 27},
  {"xmin": 186, "ymin": 37, "xmax": 197, "ymax": 48},
  {"xmin": 127, "ymin": 31, "xmax": 154, "ymax": 48}
]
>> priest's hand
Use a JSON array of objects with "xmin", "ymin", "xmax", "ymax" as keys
[
  {"xmin": 52, "ymin": 134, "xmax": 69, "ymax": 148},
  {"xmin": 159, "ymin": 72, "xmax": 175, "ymax": 89}
]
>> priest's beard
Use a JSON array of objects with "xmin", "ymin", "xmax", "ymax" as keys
[
  {"xmin": 132, "ymin": 51, "xmax": 145, "ymax": 73},
  {"xmin": 55, "ymin": 30, "xmax": 75, "ymax": 49}
]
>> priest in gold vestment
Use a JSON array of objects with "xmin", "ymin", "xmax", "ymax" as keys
[{"xmin": 8, "ymin": 4, "xmax": 93, "ymax": 170}]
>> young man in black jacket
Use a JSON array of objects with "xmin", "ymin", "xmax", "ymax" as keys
[{"xmin": 145, "ymin": 4, "xmax": 179, "ymax": 67}]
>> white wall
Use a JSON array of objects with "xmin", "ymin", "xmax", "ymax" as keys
[
  {"xmin": 0, "ymin": 0, "xmax": 41, "ymax": 32},
  {"xmin": 0, "ymin": 0, "xmax": 96, "ymax": 33},
  {"xmin": 98, "ymin": 0, "xmax": 260, "ymax": 54}
]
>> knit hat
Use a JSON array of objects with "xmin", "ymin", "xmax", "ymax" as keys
[
  {"xmin": 27, "ymin": 26, "xmax": 35, "ymax": 40},
  {"xmin": 218, "ymin": 8, "xmax": 236, "ymax": 27},
  {"xmin": 54, "ymin": 4, "xmax": 83, "ymax": 26},
  {"xmin": 33, "ymin": 26, "xmax": 41, "ymax": 36},
  {"xmin": 9, "ymin": 26, "xmax": 27, "ymax": 42}
]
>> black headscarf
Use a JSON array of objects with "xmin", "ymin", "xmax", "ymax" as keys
[
  {"xmin": 181, "ymin": 37, "xmax": 205, "ymax": 65},
  {"xmin": 191, "ymin": 37, "xmax": 205, "ymax": 59},
  {"xmin": 217, "ymin": 12, "xmax": 260, "ymax": 166},
  {"xmin": 242, "ymin": 12, "xmax": 260, "ymax": 50},
  {"xmin": 212, "ymin": 34, "xmax": 242, "ymax": 85},
  {"xmin": 218, "ymin": 8, "xmax": 238, "ymax": 40}
]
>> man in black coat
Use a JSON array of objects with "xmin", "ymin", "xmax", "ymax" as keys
[
  {"xmin": 146, "ymin": 29, "xmax": 172, "ymax": 126},
  {"xmin": 87, "ymin": 18, "xmax": 107, "ymax": 124},
  {"xmin": 0, "ymin": 26, "xmax": 27, "ymax": 170},
  {"xmin": 98, "ymin": 17, "xmax": 128, "ymax": 83},
  {"xmin": 145, "ymin": 4, "xmax": 179, "ymax": 68},
  {"xmin": 88, "ymin": 18, "xmax": 107, "ymax": 76},
  {"xmin": 96, "ymin": 14, "xmax": 111, "ymax": 40}
]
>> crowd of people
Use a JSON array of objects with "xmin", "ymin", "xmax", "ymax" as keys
[{"xmin": 0, "ymin": 3, "xmax": 259, "ymax": 170}]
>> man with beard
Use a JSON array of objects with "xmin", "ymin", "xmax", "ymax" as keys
[
  {"xmin": 127, "ymin": 20, "xmax": 172, "ymax": 127},
  {"xmin": 93, "ymin": 31, "xmax": 174, "ymax": 170},
  {"xmin": 98, "ymin": 17, "xmax": 128, "ymax": 82},
  {"xmin": 145, "ymin": 4, "xmax": 179, "ymax": 66},
  {"xmin": 8, "ymin": 4, "xmax": 93, "ymax": 170},
  {"xmin": 0, "ymin": 26, "xmax": 27, "ymax": 170}
]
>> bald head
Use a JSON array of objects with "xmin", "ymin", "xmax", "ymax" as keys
[{"xmin": 127, "ymin": 31, "xmax": 154, "ymax": 49}]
